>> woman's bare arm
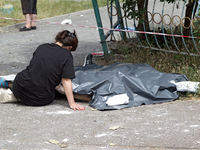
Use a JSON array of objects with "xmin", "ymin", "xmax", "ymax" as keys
[{"xmin": 62, "ymin": 78, "xmax": 85, "ymax": 110}]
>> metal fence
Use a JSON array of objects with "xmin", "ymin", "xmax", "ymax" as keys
[{"xmin": 92, "ymin": 0, "xmax": 200, "ymax": 59}]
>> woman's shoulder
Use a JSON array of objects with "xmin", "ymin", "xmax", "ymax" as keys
[
  {"xmin": 36, "ymin": 43, "xmax": 51, "ymax": 49},
  {"xmin": 36, "ymin": 43, "xmax": 64, "ymax": 50},
  {"xmin": 36, "ymin": 43, "xmax": 72, "ymax": 56}
]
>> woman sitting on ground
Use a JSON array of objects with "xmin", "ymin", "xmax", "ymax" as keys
[{"xmin": 0, "ymin": 30, "xmax": 85, "ymax": 111}]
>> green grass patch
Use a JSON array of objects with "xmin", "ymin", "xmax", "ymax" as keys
[{"xmin": 0, "ymin": 0, "xmax": 107, "ymax": 27}]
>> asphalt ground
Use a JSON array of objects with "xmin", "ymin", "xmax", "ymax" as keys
[
  {"xmin": 0, "ymin": 5, "xmax": 200, "ymax": 150},
  {"xmin": 0, "ymin": 8, "xmax": 105, "ymax": 75}
]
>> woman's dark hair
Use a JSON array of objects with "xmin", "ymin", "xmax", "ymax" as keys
[{"xmin": 55, "ymin": 30, "xmax": 78, "ymax": 51}]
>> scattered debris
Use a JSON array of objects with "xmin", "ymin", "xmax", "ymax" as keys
[
  {"xmin": 90, "ymin": 108, "xmax": 98, "ymax": 111},
  {"xmin": 61, "ymin": 19, "xmax": 72, "ymax": 25},
  {"xmin": 0, "ymin": 4, "xmax": 14, "ymax": 15},
  {"xmin": 109, "ymin": 125, "xmax": 121, "ymax": 130},
  {"xmin": 59, "ymin": 143, "xmax": 68, "ymax": 148},
  {"xmin": 49, "ymin": 139, "xmax": 59, "ymax": 145},
  {"xmin": 109, "ymin": 143, "xmax": 117, "ymax": 146}
]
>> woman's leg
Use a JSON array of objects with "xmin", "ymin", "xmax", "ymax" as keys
[
  {"xmin": 0, "ymin": 77, "xmax": 10, "ymax": 88},
  {"xmin": 0, "ymin": 78, "xmax": 17, "ymax": 103},
  {"xmin": 25, "ymin": 14, "xmax": 32, "ymax": 28},
  {"xmin": 31, "ymin": 0, "xmax": 37, "ymax": 28},
  {"xmin": 0, "ymin": 88, "xmax": 18, "ymax": 103},
  {"xmin": 31, "ymin": 14, "xmax": 37, "ymax": 27}
]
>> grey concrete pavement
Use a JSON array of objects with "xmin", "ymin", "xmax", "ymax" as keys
[
  {"xmin": 1, "ymin": 6, "xmax": 200, "ymax": 150},
  {"xmin": 1, "ymin": 99, "xmax": 200, "ymax": 150}
]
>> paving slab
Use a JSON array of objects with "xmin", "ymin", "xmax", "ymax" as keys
[{"xmin": 0, "ymin": 5, "xmax": 200, "ymax": 150}]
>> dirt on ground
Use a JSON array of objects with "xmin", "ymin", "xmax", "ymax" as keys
[{"xmin": 94, "ymin": 53, "xmax": 126, "ymax": 66}]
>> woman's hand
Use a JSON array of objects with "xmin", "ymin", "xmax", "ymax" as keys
[{"xmin": 70, "ymin": 102, "xmax": 85, "ymax": 111}]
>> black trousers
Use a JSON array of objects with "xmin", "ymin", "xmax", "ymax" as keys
[{"xmin": 21, "ymin": 0, "xmax": 37, "ymax": 15}]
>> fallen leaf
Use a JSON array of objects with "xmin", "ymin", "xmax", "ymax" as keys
[
  {"xmin": 49, "ymin": 139, "xmax": 59, "ymax": 145},
  {"xmin": 59, "ymin": 143, "xmax": 68, "ymax": 148},
  {"xmin": 109, "ymin": 143, "xmax": 117, "ymax": 146},
  {"xmin": 109, "ymin": 125, "xmax": 120, "ymax": 130}
]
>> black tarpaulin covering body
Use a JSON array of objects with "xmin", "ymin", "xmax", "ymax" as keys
[{"xmin": 73, "ymin": 63, "xmax": 188, "ymax": 110}]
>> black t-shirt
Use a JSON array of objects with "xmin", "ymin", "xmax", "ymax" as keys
[{"xmin": 12, "ymin": 43, "xmax": 75, "ymax": 106}]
